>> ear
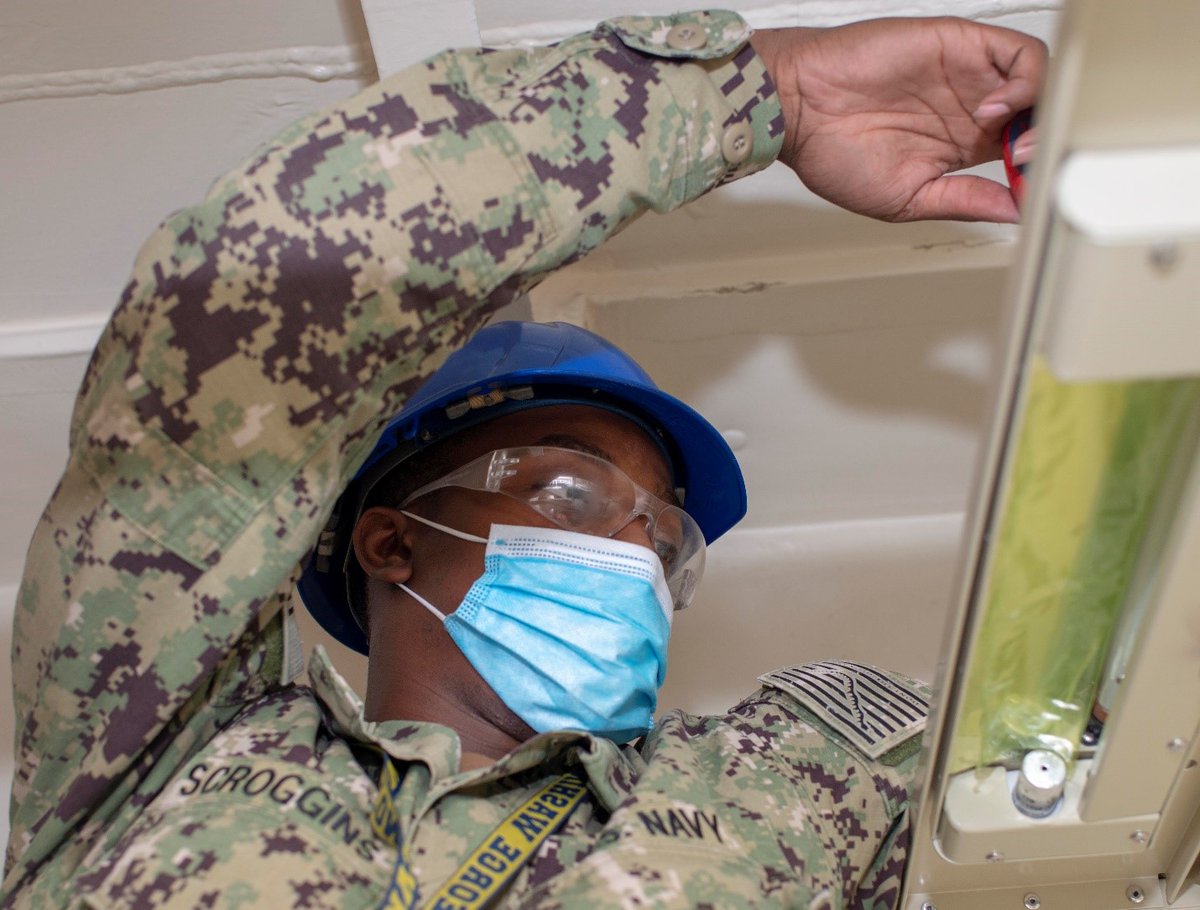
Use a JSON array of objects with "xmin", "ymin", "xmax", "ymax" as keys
[{"xmin": 352, "ymin": 507, "xmax": 417, "ymax": 585}]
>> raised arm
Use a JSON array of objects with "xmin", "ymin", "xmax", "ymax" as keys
[{"xmin": 4, "ymin": 12, "xmax": 781, "ymax": 894}]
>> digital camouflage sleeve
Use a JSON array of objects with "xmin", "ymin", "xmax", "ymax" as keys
[{"xmin": 4, "ymin": 9, "xmax": 926, "ymax": 909}]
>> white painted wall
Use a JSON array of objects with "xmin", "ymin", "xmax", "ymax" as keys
[{"xmin": 1, "ymin": 0, "xmax": 1062, "ymax": 855}]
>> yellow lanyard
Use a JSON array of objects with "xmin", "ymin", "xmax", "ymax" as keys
[{"xmin": 371, "ymin": 761, "xmax": 589, "ymax": 910}]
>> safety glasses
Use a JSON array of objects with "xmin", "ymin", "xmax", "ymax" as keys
[{"xmin": 401, "ymin": 446, "xmax": 705, "ymax": 610}]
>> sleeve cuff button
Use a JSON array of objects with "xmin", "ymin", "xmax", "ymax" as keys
[{"xmin": 721, "ymin": 122, "xmax": 754, "ymax": 165}]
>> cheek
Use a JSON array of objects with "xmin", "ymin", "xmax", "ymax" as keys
[{"xmin": 411, "ymin": 534, "xmax": 486, "ymax": 606}]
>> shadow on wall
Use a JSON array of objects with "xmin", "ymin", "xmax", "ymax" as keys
[
  {"xmin": 583, "ymin": 262, "xmax": 1008, "ymax": 526},
  {"xmin": 593, "ymin": 265, "xmax": 1004, "ymax": 426}
]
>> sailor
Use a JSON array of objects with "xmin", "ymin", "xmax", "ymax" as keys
[{"xmin": 4, "ymin": 10, "xmax": 1044, "ymax": 908}]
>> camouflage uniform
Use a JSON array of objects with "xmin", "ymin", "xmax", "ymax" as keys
[{"xmin": 3, "ymin": 10, "xmax": 928, "ymax": 908}]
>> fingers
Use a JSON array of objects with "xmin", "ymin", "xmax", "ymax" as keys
[
  {"xmin": 972, "ymin": 29, "xmax": 1048, "ymax": 125},
  {"xmin": 905, "ymin": 174, "xmax": 1021, "ymax": 224},
  {"xmin": 1011, "ymin": 125, "xmax": 1038, "ymax": 165}
]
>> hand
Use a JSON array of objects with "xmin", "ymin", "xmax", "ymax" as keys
[{"xmin": 750, "ymin": 18, "xmax": 1047, "ymax": 223}]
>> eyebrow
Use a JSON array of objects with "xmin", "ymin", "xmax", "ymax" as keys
[{"xmin": 534, "ymin": 433, "xmax": 681, "ymax": 507}]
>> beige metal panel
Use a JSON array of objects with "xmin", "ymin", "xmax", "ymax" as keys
[
  {"xmin": 1167, "ymin": 782, "xmax": 1200, "ymax": 903},
  {"xmin": 904, "ymin": 0, "xmax": 1200, "ymax": 905},
  {"xmin": 1067, "ymin": 2, "xmax": 1200, "ymax": 150},
  {"xmin": 1040, "ymin": 222, "xmax": 1200, "ymax": 382},
  {"xmin": 1077, "ymin": 411, "xmax": 1200, "ymax": 822},
  {"xmin": 902, "ymin": 0, "xmax": 1082, "ymax": 897},
  {"xmin": 939, "ymin": 760, "xmax": 1158, "ymax": 863},
  {"xmin": 909, "ymin": 878, "xmax": 1183, "ymax": 910},
  {"xmin": 1041, "ymin": 150, "xmax": 1200, "ymax": 383}
]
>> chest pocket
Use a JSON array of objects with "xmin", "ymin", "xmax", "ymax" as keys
[{"xmin": 758, "ymin": 661, "xmax": 930, "ymax": 763}]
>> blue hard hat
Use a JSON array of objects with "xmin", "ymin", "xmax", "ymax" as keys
[{"xmin": 298, "ymin": 320, "xmax": 746, "ymax": 654}]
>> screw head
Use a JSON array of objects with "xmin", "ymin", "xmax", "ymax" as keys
[
  {"xmin": 1126, "ymin": 884, "xmax": 1146, "ymax": 904},
  {"xmin": 1148, "ymin": 243, "xmax": 1179, "ymax": 273},
  {"xmin": 1024, "ymin": 894, "xmax": 1041, "ymax": 910},
  {"xmin": 1130, "ymin": 829, "xmax": 1149, "ymax": 845},
  {"xmin": 985, "ymin": 850, "xmax": 1004, "ymax": 863},
  {"xmin": 921, "ymin": 903, "xmax": 936, "ymax": 910},
  {"xmin": 1167, "ymin": 737, "xmax": 1186, "ymax": 752}
]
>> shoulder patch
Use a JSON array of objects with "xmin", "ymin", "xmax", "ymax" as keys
[{"xmin": 758, "ymin": 661, "xmax": 929, "ymax": 760}]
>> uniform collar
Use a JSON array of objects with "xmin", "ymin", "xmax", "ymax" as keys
[
  {"xmin": 307, "ymin": 644, "xmax": 642, "ymax": 803},
  {"xmin": 307, "ymin": 644, "xmax": 462, "ymax": 780}
]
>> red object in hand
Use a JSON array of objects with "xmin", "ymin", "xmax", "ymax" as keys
[{"xmin": 1002, "ymin": 109, "xmax": 1034, "ymax": 209}]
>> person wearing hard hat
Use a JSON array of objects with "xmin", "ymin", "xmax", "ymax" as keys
[
  {"xmin": 299, "ymin": 320, "xmax": 741, "ymax": 753},
  {"xmin": 3, "ymin": 11, "xmax": 1044, "ymax": 909}
]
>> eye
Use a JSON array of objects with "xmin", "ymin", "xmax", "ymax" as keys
[
  {"xmin": 654, "ymin": 538, "xmax": 680, "ymax": 573},
  {"xmin": 528, "ymin": 475, "xmax": 600, "ymax": 528},
  {"xmin": 651, "ymin": 511, "xmax": 688, "ymax": 572}
]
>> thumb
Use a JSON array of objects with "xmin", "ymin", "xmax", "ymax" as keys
[{"xmin": 904, "ymin": 174, "xmax": 1020, "ymax": 223}]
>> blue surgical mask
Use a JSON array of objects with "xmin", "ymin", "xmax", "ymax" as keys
[{"xmin": 397, "ymin": 514, "xmax": 673, "ymax": 744}]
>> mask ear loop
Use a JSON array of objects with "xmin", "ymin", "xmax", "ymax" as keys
[
  {"xmin": 395, "ymin": 510, "xmax": 489, "ymax": 622},
  {"xmin": 401, "ymin": 509, "xmax": 489, "ymax": 543},
  {"xmin": 395, "ymin": 581, "xmax": 447, "ymax": 621}
]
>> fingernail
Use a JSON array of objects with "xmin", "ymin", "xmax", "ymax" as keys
[
  {"xmin": 975, "ymin": 101, "xmax": 1011, "ymax": 120},
  {"xmin": 1012, "ymin": 142, "xmax": 1036, "ymax": 165}
]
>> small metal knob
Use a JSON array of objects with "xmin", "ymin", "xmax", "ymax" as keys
[{"xmin": 1013, "ymin": 750, "xmax": 1066, "ymax": 818}]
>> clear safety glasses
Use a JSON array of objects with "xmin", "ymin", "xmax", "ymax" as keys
[{"xmin": 400, "ymin": 446, "xmax": 705, "ymax": 610}]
